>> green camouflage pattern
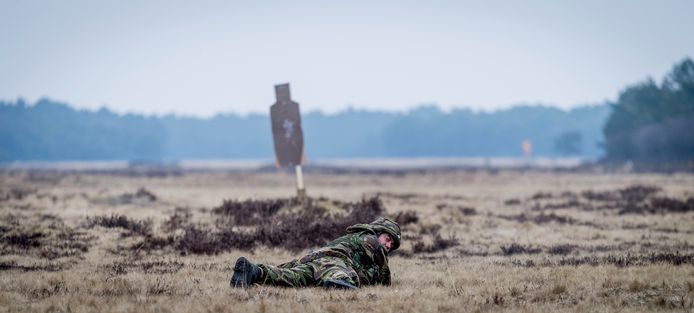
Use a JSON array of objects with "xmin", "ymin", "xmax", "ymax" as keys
[
  {"xmin": 258, "ymin": 256, "xmax": 360, "ymax": 287},
  {"xmin": 256, "ymin": 218, "xmax": 399, "ymax": 288}
]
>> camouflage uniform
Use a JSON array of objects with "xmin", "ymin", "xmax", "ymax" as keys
[{"xmin": 255, "ymin": 217, "xmax": 401, "ymax": 288}]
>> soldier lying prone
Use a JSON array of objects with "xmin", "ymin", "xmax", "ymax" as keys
[{"xmin": 230, "ymin": 217, "xmax": 401, "ymax": 289}]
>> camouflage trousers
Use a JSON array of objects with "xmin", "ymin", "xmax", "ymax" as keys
[{"xmin": 257, "ymin": 256, "xmax": 359, "ymax": 288}]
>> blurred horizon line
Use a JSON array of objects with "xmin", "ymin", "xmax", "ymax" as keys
[{"xmin": 0, "ymin": 97, "xmax": 609, "ymax": 119}]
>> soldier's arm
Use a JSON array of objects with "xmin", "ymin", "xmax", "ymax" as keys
[
  {"xmin": 377, "ymin": 263, "xmax": 391, "ymax": 286},
  {"xmin": 361, "ymin": 234, "xmax": 392, "ymax": 285},
  {"xmin": 361, "ymin": 235, "xmax": 387, "ymax": 267}
]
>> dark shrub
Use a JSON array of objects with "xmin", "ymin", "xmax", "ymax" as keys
[
  {"xmin": 650, "ymin": 197, "xmax": 694, "ymax": 213},
  {"xmin": 161, "ymin": 207, "xmax": 192, "ymax": 233},
  {"xmin": 212, "ymin": 198, "xmax": 291, "ymax": 225},
  {"xmin": 618, "ymin": 185, "xmax": 661, "ymax": 203},
  {"xmin": 85, "ymin": 214, "xmax": 152, "ymax": 236},
  {"xmin": 141, "ymin": 196, "xmax": 391, "ymax": 255},
  {"xmin": 547, "ymin": 244, "xmax": 577, "ymax": 255},
  {"xmin": 393, "ymin": 210, "xmax": 419, "ymax": 225},
  {"xmin": 501, "ymin": 243, "xmax": 541, "ymax": 255},
  {"xmin": 459, "ymin": 207, "xmax": 477, "ymax": 216}
]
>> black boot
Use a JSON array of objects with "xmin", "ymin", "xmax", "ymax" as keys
[
  {"xmin": 323, "ymin": 279, "xmax": 357, "ymax": 290},
  {"xmin": 230, "ymin": 257, "xmax": 262, "ymax": 288}
]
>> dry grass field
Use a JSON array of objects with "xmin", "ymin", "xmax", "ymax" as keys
[{"xmin": 1, "ymin": 168, "xmax": 694, "ymax": 313}]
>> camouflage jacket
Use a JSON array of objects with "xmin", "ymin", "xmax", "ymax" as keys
[{"xmin": 299, "ymin": 229, "xmax": 391, "ymax": 286}]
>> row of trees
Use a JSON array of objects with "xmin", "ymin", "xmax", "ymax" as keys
[
  {"xmin": 0, "ymin": 100, "xmax": 609, "ymax": 162},
  {"xmin": 0, "ymin": 100, "xmax": 166, "ymax": 161},
  {"xmin": 7, "ymin": 57, "xmax": 692, "ymax": 163},
  {"xmin": 603, "ymin": 58, "xmax": 694, "ymax": 162}
]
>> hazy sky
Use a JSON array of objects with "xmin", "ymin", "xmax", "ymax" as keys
[{"xmin": 1, "ymin": 0, "xmax": 693, "ymax": 117}]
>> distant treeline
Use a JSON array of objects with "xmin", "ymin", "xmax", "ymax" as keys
[
  {"xmin": 0, "ymin": 98, "xmax": 609, "ymax": 162},
  {"xmin": 5, "ymin": 59, "xmax": 692, "ymax": 164},
  {"xmin": 603, "ymin": 58, "xmax": 694, "ymax": 163}
]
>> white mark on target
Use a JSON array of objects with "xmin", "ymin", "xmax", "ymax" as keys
[{"xmin": 283, "ymin": 119, "xmax": 294, "ymax": 140}]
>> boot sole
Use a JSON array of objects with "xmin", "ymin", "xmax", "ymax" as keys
[{"xmin": 230, "ymin": 257, "xmax": 254, "ymax": 288}]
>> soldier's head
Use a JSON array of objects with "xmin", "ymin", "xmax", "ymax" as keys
[{"xmin": 369, "ymin": 217, "xmax": 401, "ymax": 252}]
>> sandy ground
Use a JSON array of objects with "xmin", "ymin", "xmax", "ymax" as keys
[{"xmin": 1, "ymin": 168, "xmax": 693, "ymax": 312}]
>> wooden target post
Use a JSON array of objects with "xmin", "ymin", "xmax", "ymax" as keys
[{"xmin": 270, "ymin": 83, "xmax": 306, "ymax": 199}]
